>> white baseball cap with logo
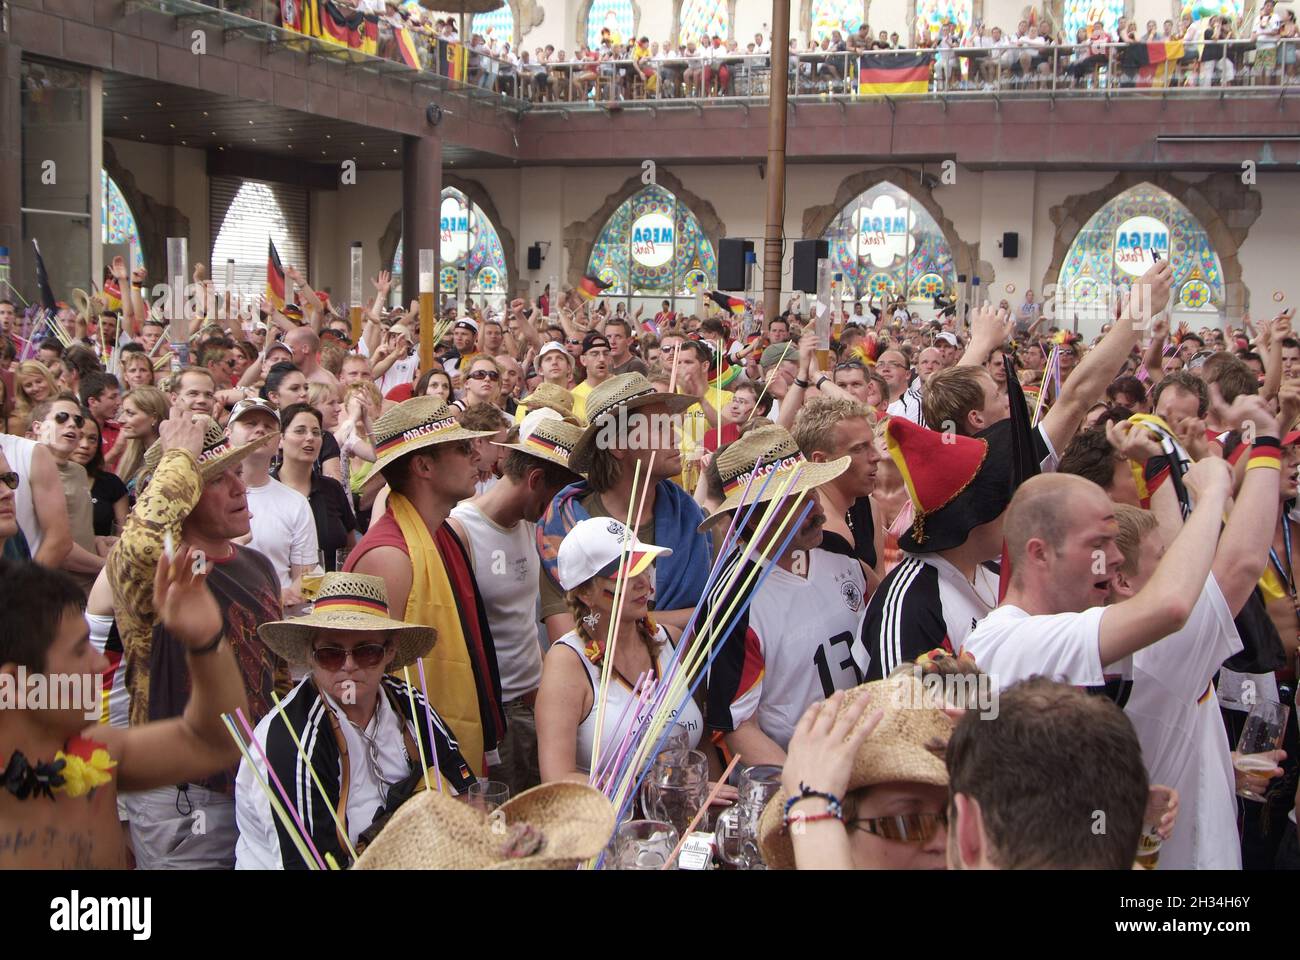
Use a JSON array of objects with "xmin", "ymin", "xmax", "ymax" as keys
[{"xmin": 557, "ymin": 517, "xmax": 672, "ymax": 591}]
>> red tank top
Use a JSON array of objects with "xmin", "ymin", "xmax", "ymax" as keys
[{"xmin": 344, "ymin": 509, "xmax": 409, "ymax": 571}]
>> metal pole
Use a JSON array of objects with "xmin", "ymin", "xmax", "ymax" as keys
[{"xmin": 763, "ymin": 0, "xmax": 791, "ymax": 331}]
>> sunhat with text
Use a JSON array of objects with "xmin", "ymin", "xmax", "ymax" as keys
[
  {"xmin": 369, "ymin": 396, "xmax": 497, "ymax": 476},
  {"xmin": 141, "ymin": 414, "xmax": 277, "ymax": 488},
  {"xmin": 567, "ymin": 372, "xmax": 697, "ymax": 474},
  {"xmin": 493, "ymin": 408, "xmax": 587, "ymax": 474}
]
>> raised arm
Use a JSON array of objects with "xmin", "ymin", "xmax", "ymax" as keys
[
  {"xmin": 1212, "ymin": 396, "xmax": 1282, "ymax": 614},
  {"xmin": 957, "ymin": 302, "xmax": 1013, "ymax": 368},
  {"xmin": 1098, "ymin": 455, "xmax": 1231, "ymax": 666},
  {"xmin": 1141, "ymin": 314, "xmax": 1170, "ymax": 385}
]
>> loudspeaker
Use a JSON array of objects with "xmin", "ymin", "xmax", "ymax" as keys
[
  {"xmin": 793, "ymin": 239, "xmax": 828, "ymax": 293},
  {"xmin": 527, "ymin": 244, "xmax": 542, "ymax": 271},
  {"xmin": 1001, "ymin": 232, "xmax": 1019, "ymax": 259},
  {"xmin": 718, "ymin": 238, "xmax": 753, "ymax": 291}
]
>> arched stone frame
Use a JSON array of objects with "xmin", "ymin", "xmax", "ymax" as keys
[
  {"xmin": 562, "ymin": 168, "xmax": 726, "ymax": 292},
  {"xmin": 574, "ymin": 0, "xmax": 643, "ymax": 50},
  {"xmin": 1042, "ymin": 171, "xmax": 1260, "ymax": 321},
  {"xmin": 101, "ymin": 140, "xmax": 190, "ymax": 287},
  {"xmin": 670, "ymin": 0, "xmax": 738, "ymax": 46},
  {"xmin": 799, "ymin": 0, "xmax": 871, "ymax": 44},
  {"xmin": 378, "ymin": 174, "xmax": 519, "ymax": 297},
  {"xmin": 801, "ymin": 165, "xmax": 986, "ymax": 292}
]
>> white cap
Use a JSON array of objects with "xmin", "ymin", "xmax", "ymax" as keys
[
  {"xmin": 556, "ymin": 517, "xmax": 672, "ymax": 591},
  {"xmin": 538, "ymin": 340, "xmax": 574, "ymax": 365},
  {"xmin": 934, "ymin": 331, "xmax": 959, "ymax": 346}
]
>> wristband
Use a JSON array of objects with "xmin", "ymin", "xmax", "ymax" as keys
[
  {"xmin": 784, "ymin": 810, "xmax": 842, "ymax": 831},
  {"xmin": 1248, "ymin": 441, "xmax": 1283, "ymax": 471},
  {"xmin": 793, "ymin": 377, "xmax": 810, "ymax": 389},
  {"xmin": 816, "ymin": 375, "xmax": 830, "ymax": 390},
  {"xmin": 187, "ymin": 629, "xmax": 224, "ymax": 657},
  {"xmin": 783, "ymin": 783, "xmax": 843, "ymax": 825}
]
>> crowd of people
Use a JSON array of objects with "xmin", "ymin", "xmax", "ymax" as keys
[
  {"xmin": 2, "ymin": 240, "xmax": 1299, "ymax": 873},
  {"xmin": 278, "ymin": 2, "xmax": 1300, "ymax": 100}
]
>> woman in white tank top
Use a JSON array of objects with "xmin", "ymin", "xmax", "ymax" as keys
[{"xmin": 536, "ymin": 518, "xmax": 704, "ymax": 783}]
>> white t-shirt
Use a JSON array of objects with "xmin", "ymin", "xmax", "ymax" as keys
[
  {"xmin": 379, "ymin": 353, "xmax": 419, "ymax": 396},
  {"xmin": 449, "ymin": 501, "xmax": 544, "ymax": 702},
  {"xmin": 1125, "ymin": 576, "xmax": 1243, "ymax": 870},
  {"xmin": 0, "ymin": 434, "xmax": 42, "ymax": 556},
  {"xmin": 962, "ymin": 603, "xmax": 1133, "ymax": 702},
  {"xmin": 244, "ymin": 477, "xmax": 319, "ymax": 588},
  {"xmin": 886, "ymin": 386, "xmax": 925, "ymax": 425}
]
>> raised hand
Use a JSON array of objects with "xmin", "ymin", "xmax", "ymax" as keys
[
  {"xmin": 1105, "ymin": 419, "xmax": 1163, "ymax": 463},
  {"xmin": 373, "ymin": 270, "xmax": 392, "ymax": 294},
  {"xmin": 110, "ymin": 256, "xmax": 128, "ymax": 282},
  {"xmin": 158, "ymin": 403, "xmax": 206, "ymax": 457},
  {"xmin": 781, "ymin": 689, "xmax": 885, "ymax": 805},
  {"xmin": 1224, "ymin": 393, "xmax": 1279, "ymax": 440},
  {"xmin": 968, "ymin": 301, "xmax": 1013, "ymax": 349},
  {"xmin": 192, "ymin": 262, "xmax": 207, "ymax": 284}
]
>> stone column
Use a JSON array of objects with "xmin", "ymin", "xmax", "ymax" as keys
[
  {"xmin": 401, "ymin": 134, "xmax": 442, "ymax": 309},
  {"xmin": 0, "ymin": 40, "xmax": 23, "ymax": 297}
]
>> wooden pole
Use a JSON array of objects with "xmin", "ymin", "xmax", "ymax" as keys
[{"xmin": 762, "ymin": 0, "xmax": 792, "ymax": 332}]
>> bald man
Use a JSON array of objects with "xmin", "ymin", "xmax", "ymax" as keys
[
  {"xmin": 961, "ymin": 461, "xmax": 1233, "ymax": 701},
  {"xmin": 915, "ymin": 347, "xmax": 943, "ymax": 385},
  {"xmin": 285, "ymin": 327, "xmax": 337, "ymax": 388}
]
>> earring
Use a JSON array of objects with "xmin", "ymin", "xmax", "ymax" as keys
[{"xmin": 582, "ymin": 611, "xmax": 601, "ymax": 631}]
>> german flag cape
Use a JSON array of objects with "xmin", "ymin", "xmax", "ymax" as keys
[{"xmin": 858, "ymin": 52, "xmax": 931, "ymax": 95}]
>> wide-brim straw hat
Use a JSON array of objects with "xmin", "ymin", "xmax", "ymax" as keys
[
  {"xmin": 370, "ymin": 396, "xmax": 497, "ymax": 476},
  {"xmin": 757, "ymin": 675, "xmax": 953, "ymax": 871},
  {"xmin": 353, "ymin": 782, "xmax": 616, "ymax": 870},
  {"xmin": 258, "ymin": 572, "xmax": 435, "ymax": 668},
  {"xmin": 141, "ymin": 415, "xmax": 277, "ymax": 488},
  {"xmin": 493, "ymin": 408, "xmax": 586, "ymax": 473},
  {"xmin": 698, "ymin": 423, "xmax": 849, "ymax": 531},
  {"xmin": 568, "ymin": 373, "xmax": 698, "ymax": 474},
  {"xmin": 521, "ymin": 381, "xmax": 576, "ymax": 420}
]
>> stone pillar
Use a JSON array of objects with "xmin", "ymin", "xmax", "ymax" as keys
[
  {"xmin": 0, "ymin": 40, "xmax": 23, "ymax": 298},
  {"xmin": 401, "ymin": 134, "xmax": 442, "ymax": 309}
]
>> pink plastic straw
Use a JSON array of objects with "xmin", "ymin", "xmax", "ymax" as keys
[
  {"xmin": 415, "ymin": 659, "xmax": 444, "ymax": 792},
  {"xmin": 235, "ymin": 707, "xmax": 326, "ymax": 870}
]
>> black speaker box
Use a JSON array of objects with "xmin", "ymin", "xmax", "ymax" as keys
[
  {"xmin": 793, "ymin": 239, "xmax": 828, "ymax": 293},
  {"xmin": 1001, "ymin": 232, "xmax": 1019, "ymax": 259},
  {"xmin": 526, "ymin": 244, "xmax": 542, "ymax": 271},
  {"xmin": 718, "ymin": 238, "xmax": 753, "ymax": 291}
]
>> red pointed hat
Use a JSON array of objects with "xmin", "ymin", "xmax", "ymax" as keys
[{"xmin": 885, "ymin": 416, "xmax": 1017, "ymax": 552}]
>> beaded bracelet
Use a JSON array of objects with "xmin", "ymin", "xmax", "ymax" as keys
[
  {"xmin": 783, "ymin": 783, "xmax": 844, "ymax": 825},
  {"xmin": 785, "ymin": 810, "xmax": 841, "ymax": 831}
]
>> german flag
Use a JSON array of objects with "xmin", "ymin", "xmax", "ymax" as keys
[
  {"xmin": 707, "ymin": 291, "xmax": 745, "ymax": 316},
  {"xmin": 316, "ymin": 0, "xmax": 352, "ymax": 46},
  {"xmin": 355, "ymin": 12, "xmax": 378, "ymax": 56},
  {"xmin": 576, "ymin": 273, "xmax": 612, "ymax": 301},
  {"xmin": 444, "ymin": 40, "xmax": 468, "ymax": 83},
  {"xmin": 267, "ymin": 239, "xmax": 287, "ymax": 311},
  {"xmin": 102, "ymin": 278, "xmax": 123, "ymax": 312},
  {"xmin": 857, "ymin": 52, "xmax": 932, "ymax": 96},
  {"xmin": 1121, "ymin": 41, "xmax": 1184, "ymax": 87},
  {"xmin": 395, "ymin": 26, "xmax": 422, "ymax": 69}
]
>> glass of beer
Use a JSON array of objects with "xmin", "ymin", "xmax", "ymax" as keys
[{"xmin": 1234, "ymin": 698, "xmax": 1289, "ymax": 802}]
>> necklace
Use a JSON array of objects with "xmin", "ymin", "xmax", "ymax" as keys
[{"xmin": 2, "ymin": 736, "xmax": 117, "ymax": 801}]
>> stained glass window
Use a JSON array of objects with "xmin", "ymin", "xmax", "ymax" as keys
[
  {"xmin": 1055, "ymin": 183, "xmax": 1224, "ymax": 326},
  {"xmin": 679, "ymin": 0, "xmax": 728, "ymax": 45},
  {"xmin": 810, "ymin": 0, "xmax": 864, "ymax": 42},
  {"xmin": 1063, "ymin": 0, "xmax": 1124, "ymax": 40},
  {"xmin": 392, "ymin": 187, "xmax": 508, "ymax": 299},
  {"xmin": 1181, "ymin": 1, "xmax": 1245, "ymax": 27},
  {"xmin": 586, "ymin": 184, "xmax": 717, "ymax": 309},
  {"xmin": 914, "ymin": 0, "xmax": 972, "ymax": 38},
  {"xmin": 822, "ymin": 182, "xmax": 956, "ymax": 305},
  {"xmin": 586, "ymin": 0, "xmax": 634, "ymax": 47},
  {"xmin": 101, "ymin": 169, "xmax": 142, "ymax": 267},
  {"xmin": 472, "ymin": 6, "xmax": 515, "ymax": 45}
]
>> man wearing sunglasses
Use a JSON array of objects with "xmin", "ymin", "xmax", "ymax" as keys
[
  {"xmin": 29, "ymin": 397, "xmax": 108, "ymax": 593},
  {"xmin": 570, "ymin": 333, "xmax": 613, "ymax": 421},
  {"xmin": 0, "ymin": 450, "xmax": 19, "ymax": 548}
]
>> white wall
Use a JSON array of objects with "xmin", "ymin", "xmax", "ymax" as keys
[
  {"xmin": 105, "ymin": 138, "xmax": 210, "ymax": 268},
  {"xmin": 1239, "ymin": 173, "xmax": 1300, "ymax": 321}
]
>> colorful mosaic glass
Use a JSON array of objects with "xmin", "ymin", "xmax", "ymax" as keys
[
  {"xmin": 810, "ymin": 0, "xmax": 864, "ymax": 41},
  {"xmin": 1062, "ymin": 0, "xmax": 1125, "ymax": 41},
  {"xmin": 915, "ymin": 0, "xmax": 972, "ymax": 38},
  {"xmin": 101, "ymin": 169, "xmax": 141, "ymax": 265},
  {"xmin": 472, "ymin": 5, "xmax": 515, "ymax": 45},
  {"xmin": 1056, "ymin": 183, "xmax": 1224, "ymax": 323},
  {"xmin": 392, "ymin": 187, "xmax": 507, "ymax": 295},
  {"xmin": 586, "ymin": 184, "xmax": 717, "ymax": 307},
  {"xmin": 679, "ymin": 0, "xmax": 728, "ymax": 44},
  {"xmin": 1181, "ymin": 0, "xmax": 1244, "ymax": 25},
  {"xmin": 823, "ymin": 182, "xmax": 956, "ymax": 304},
  {"xmin": 586, "ymin": 0, "xmax": 634, "ymax": 47}
]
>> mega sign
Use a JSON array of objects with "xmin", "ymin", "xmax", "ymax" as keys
[
  {"xmin": 440, "ymin": 196, "xmax": 470, "ymax": 261},
  {"xmin": 630, "ymin": 212, "xmax": 675, "ymax": 267},
  {"xmin": 1114, "ymin": 216, "xmax": 1169, "ymax": 277}
]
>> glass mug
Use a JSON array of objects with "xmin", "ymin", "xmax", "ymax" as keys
[
  {"xmin": 715, "ymin": 763, "xmax": 782, "ymax": 869},
  {"xmin": 640, "ymin": 749, "xmax": 709, "ymax": 837},
  {"xmin": 1234, "ymin": 698, "xmax": 1290, "ymax": 802},
  {"xmin": 609, "ymin": 820, "xmax": 678, "ymax": 870}
]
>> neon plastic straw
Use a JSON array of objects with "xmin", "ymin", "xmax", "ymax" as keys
[
  {"xmin": 270, "ymin": 691, "xmax": 360, "ymax": 862},
  {"xmin": 222, "ymin": 713, "xmax": 320, "ymax": 871},
  {"xmin": 414, "ymin": 659, "xmax": 444, "ymax": 792},
  {"xmin": 235, "ymin": 707, "xmax": 326, "ymax": 870},
  {"xmin": 402, "ymin": 667, "xmax": 434, "ymax": 795}
]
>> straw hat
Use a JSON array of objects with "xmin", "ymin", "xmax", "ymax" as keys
[
  {"xmin": 520, "ymin": 381, "xmax": 576, "ymax": 419},
  {"xmin": 568, "ymin": 373, "xmax": 698, "ymax": 474},
  {"xmin": 352, "ymin": 782, "xmax": 616, "ymax": 870},
  {"xmin": 757, "ymin": 675, "xmax": 953, "ymax": 871},
  {"xmin": 258, "ymin": 573, "xmax": 435, "ymax": 668},
  {"xmin": 370, "ymin": 396, "xmax": 497, "ymax": 476},
  {"xmin": 493, "ymin": 408, "xmax": 586, "ymax": 473},
  {"xmin": 697, "ymin": 424, "xmax": 849, "ymax": 531},
  {"xmin": 141, "ymin": 415, "xmax": 277, "ymax": 488}
]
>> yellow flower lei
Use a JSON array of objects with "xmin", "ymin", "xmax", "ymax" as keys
[{"xmin": 53, "ymin": 737, "xmax": 118, "ymax": 799}]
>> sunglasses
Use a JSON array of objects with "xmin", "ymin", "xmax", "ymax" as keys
[
  {"xmin": 847, "ymin": 810, "xmax": 947, "ymax": 844},
  {"xmin": 467, "ymin": 369, "xmax": 501, "ymax": 382},
  {"xmin": 834, "ymin": 360, "xmax": 868, "ymax": 372},
  {"xmin": 311, "ymin": 641, "xmax": 390, "ymax": 671},
  {"xmin": 566, "ymin": 338, "xmax": 582, "ymax": 346},
  {"xmin": 53, "ymin": 411, "xmax": 86, "ymax": 428},
  {"xmin": 0, "ymin": 471, "xmax": 18, "ymax": 490}
]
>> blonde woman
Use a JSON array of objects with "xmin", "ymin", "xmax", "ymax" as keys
[
  {"xmin": 110, "ymin": 386, "xmax": 168, "ymax": 494},
  {"xmin": 9, "ymin": 360, "xmax": 59, "ymax": 434}
]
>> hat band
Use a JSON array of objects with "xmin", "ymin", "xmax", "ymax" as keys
[
  {"xmin": 375, "ymin": 416, "xmax": 460, "ymax": 457},
  {"xmin": 721, "ymin": 452, "xmax": 806, "ymax": 498},
  {"xmin": 522, "ymin": 432, "xmax": 573, "ymax": 460},
  {"xmin": 313, "ymin": 595, "xmax": 391, "ymax": 618},
  {"xmin": 590, "ymin": 386, "xmax": 655, "ymax": 423},
  {"xmin": 198, "ymin": 441, "xmax": 231, "ymax": 464}
]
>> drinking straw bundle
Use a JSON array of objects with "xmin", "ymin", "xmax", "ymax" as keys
[{"xmin": 1031, "ymin": 343, "xmax": 1060, "ymax": 427}]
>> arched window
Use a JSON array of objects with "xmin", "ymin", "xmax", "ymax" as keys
[
  {"xmin": 1056, "ymin": 183, "xmax": 1224, "ymax": 326},
  {"xmin": 679, "ymin": 0, "xmax": 728, "ymax": 45},
  {"xmin": 914, "ymin": 0, "xmax": 973, "ymax": 39},
  {"xmin": 586, "ymin": 0, "xmax": 634, "ymax": 48},
  {"xmin": 1062, "ymin": 0, "xmax": 1124, "ymax": 40},
  {"xmin": 586, "ymin": 184, "xmax": 716, "ymax": 312},
  {"xmin": 810, "ymin": 0, "xmax": 865, "ymax": 42},
  {"xmin": 392, "ymin": 187, "xmax": 508, "ymax": 301},
  {"xmin": 101, "ymin": 169, "xmax": 143, "ymax": 268},
  {"xmin": 823, "ymin": 182, "xmax": 956, "ymax": 305},
  {"xmin": 472, "ymin": 5, "xmax": 515, "ymax": 45}
]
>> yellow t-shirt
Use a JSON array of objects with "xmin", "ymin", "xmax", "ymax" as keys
[
  {"xmin": 570, "ymin": 379, "xmax": 594, "ymax": 421},
  {"xmin": 675, "ymin": 390, "xmax": 733, "ymax": 491}
]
